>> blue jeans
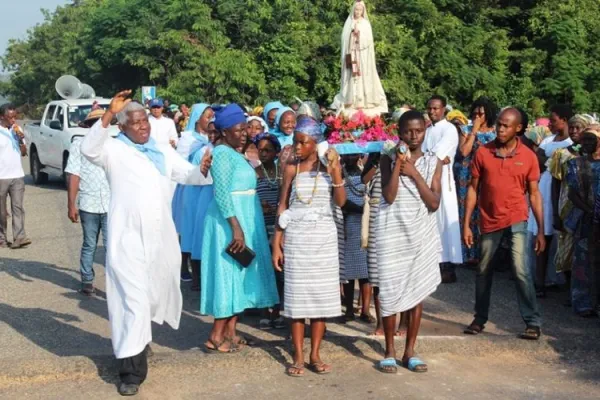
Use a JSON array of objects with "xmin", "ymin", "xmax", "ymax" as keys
[
  {"xmin": 80, "ymin": 210, "xmax": 108, "ymax": 284},
  {"xmin": 474, "ymin": 222, "xmax": 541, "ymax": 327}
]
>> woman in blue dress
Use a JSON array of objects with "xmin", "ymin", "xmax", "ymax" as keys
[
  {"xmin": 172, "ymin": 103, "xmax": 213, "ymax": 283},
  {"xmin": 187, "ymin": 121, "xmax": 220, "ymax": 291},
  {"xmin": 201, "ymin": 104, "xmax": 279, "ymax": 352},
  {"xmin": 453, "ymin": 97, "xmax": 497, "ymax": 266}
]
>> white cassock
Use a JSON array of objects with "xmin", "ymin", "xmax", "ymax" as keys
[
  {"xmin": 422, "ymin": 119, "xmax": 463, "ymax": 264},
  {"xmin": 149, "ymin": 115, "xmax": 179, "ymax": 146},
  {"xmin": 81, "ymin": 121, "xmax": 212, "ymax": 359}
]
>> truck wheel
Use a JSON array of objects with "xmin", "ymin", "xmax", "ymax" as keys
[{"xmin": 30, "ymin": 148, "xmax": 49, "ymax": 185}]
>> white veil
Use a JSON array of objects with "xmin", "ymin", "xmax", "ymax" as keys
[{"xmin": 341, "ymin": 1, "xmax": 369, "ymax": 57}]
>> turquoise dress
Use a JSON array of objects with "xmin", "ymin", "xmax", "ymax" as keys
[{"xmin": 200, "ymin": 145, "xmax": 279, "ymax": 318}]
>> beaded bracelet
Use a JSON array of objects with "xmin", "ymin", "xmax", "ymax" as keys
[{"xmin": 331, "ymin": 180, "xmax": 345, "ymax": 188}]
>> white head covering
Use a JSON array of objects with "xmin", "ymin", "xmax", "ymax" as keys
[
  {"xmin": 342, "ymin": 1, "xmax": 369, "ymax": 46},
  {"xmin": 246, "ymin": 116, "xmax": 268, "ymax": 134}
]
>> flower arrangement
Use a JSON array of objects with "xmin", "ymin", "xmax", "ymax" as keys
[{"xmin": 324, "ymin": 110, "xmax": 397, "ymax": 145}]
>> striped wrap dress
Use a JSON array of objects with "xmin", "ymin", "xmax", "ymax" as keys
[
  {"xmin": 367, "ymin": 168, "xmax": 382, "ymax": 286},
  {"xmin": 280, "ymin": 171, "xmax": 342, "ymax": 319},
  {"xmin": 377, "ymin": 153, "xmax": 442, "ymax": 317}
]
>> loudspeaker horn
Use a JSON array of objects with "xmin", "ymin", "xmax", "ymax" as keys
[
  {"xmin": 80, "ymin": 84, "xmax": 96, "ymax": 99},
  {"xmin": 55, "ymin": 75, "xmax": 83, "ymax": 100}
]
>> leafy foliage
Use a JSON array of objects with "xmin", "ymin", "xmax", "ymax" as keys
[{"xmin": 3, "ymin": 0, "xmax": 600, "ymax": 116}]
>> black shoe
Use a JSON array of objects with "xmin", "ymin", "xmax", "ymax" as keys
[
  {"xmin": 180, "ymin": 270, "xmax": 193, "ymax": 282},
  {"xmin": 118, "ymin": 382, "xmax": 139, "ymax": 396},
  {"xmin": 441, "ymin": 271, "xmax": 457, "ymax": 284}
]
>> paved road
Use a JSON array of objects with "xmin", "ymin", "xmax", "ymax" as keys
[{"xmin": 1, "ymin": 157, "xmax": 599, "ymax": 398}]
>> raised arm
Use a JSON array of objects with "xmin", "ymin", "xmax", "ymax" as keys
[
  {"xmin": 81, "ymin": 90, "xmax": 132, "ymax": 167},
  {"xmin": 80, "ymin": 120, "xmax": 111, "ymax": 168}
]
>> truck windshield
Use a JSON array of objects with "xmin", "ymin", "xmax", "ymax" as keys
[{"xmin": 68, "ymin": 104, "xmax": 110, "ymax": 128}]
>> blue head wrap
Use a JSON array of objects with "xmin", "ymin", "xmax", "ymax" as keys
[
  {"xmin": 214, "ymin": 104, "xmax": 247, "ymax": 131},
  {"xmin": 252, "ymin": 133, "xmax": 282, "ymax": 154},
  {"xmin": 295, "ymin": 116, "xmax": 324, "ymax": 143},
  {"xmin": 186, "ymin": 103, "xmax": 211, "ymax": 132},
  {"xmin": 263, "ymin": 101, "xmax": 285, "ymax": 126}
]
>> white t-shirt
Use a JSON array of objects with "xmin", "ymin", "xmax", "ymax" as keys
[
  {"xmin": 149, "ymin": 115, "xmax": 178, "ymax": 146},
  {"xmin": 0, "ymin": 127, "xmax": 25, "ymax": 180}
]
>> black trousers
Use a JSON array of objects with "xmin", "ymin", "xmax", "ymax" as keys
[{"xmin": 119, "ymin": 347, "xmax": 148, "ymax": 385}]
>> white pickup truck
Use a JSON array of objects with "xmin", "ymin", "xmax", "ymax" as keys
[{"xmin": 24, "ymin": 98, "xmax": 117, "ymax": 184}]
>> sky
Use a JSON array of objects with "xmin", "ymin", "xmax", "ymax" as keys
[{"xmin": 0, "ymin": 0, "xmax": 70, "ymax": 59}]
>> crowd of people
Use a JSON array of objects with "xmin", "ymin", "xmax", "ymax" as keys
[{"xmin": 1, "ymin": 89, "xmax": 600, "ymax": 396}]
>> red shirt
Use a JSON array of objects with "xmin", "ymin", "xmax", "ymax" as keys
[{"xmin": 471, "ymin": 139, "xmax": 540, "ymax": 234}]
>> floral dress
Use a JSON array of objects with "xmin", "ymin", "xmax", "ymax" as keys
[
  {"xmin": 453, "ymin": 130, "xmax": 496, "ymax": 262},
  {"xmin": 566, "ymin": 157, "xmax": 600, "ymax": 313},
  {"xmin": 549, "ymin": 147, "xmax": 579, "ymax": 272}
]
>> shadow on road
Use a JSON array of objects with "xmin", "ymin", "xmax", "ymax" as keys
[
  {"xmin": 0, "ymin": 303, "xmax": 116, "ymax": 384},
  {"xmin": 23, "ymin": 173, "xmax": 66, "ymax": 192}
]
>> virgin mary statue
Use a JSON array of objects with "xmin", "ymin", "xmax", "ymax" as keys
[{"xmin": 331, "ymin": 0, "xmax": 388, "ymax": 116}]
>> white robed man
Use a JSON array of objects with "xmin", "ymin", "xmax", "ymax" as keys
[
  {"xmin": 80, "ymin": 91, "xmax": 212, "ymax": 397},
  {"xmin": 422, "ymin": 95, "xmax": 463, "ymax": 283},
  {"xmin": 148, "ymin": 98, "xmax": 178, "ymax": 148}
]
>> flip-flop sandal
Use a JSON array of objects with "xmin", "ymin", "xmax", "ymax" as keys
[
  {"xmin": 464, "ymin": 323, "xmax": 484, "ymax": 335},
  {"xmin": 307, "ymin": 362, "xmax": 332, "ymax": 375},
  {"xmin": 403, "ymin": 356, "xmax": 428, "ymax": 373},
  {"xmin": 286, "ymin": 363, "xmax": 305, "ymax": 377},
  {"xmin": 204, "ymin": 338, "xmax": 241, "ymax": 354},
  {"xmin": 519, "ymin": 326, "xmax": 541, "ymax": 341},
  {"xmin": 377, "ymin": 358, "xmax": 398, "ymax": 374}
]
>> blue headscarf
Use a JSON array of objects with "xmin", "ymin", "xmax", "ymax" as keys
[
  {"xmin": 0, "ymin": 127, "xmax": 19, "ymax": 152},
  {"xmin": 186, "ymin": 103, "xmax": 211, "ymax": 132},
  {"xmin": 252, "ymin": 133, "xmax": 282, "ymax": 154},
  {"xmin": 273, "ymin": 107, "xmax": 296, "ymax": 147},
  {"xmin": 295, "ymin": 116, "xmax": 324, "ymax": 143},
  {"xmin": 189, "ymin": 135, "xmax": 211, "ymax": 165},
  {"xmin": 263, "ymin": 101, "xmax": 284, "ymax": 130},
  {"xmin": 214, "ymin": 104, "xmax": 246, "ymax": 131},
  {"xmin": 116, "ymin": 133, "xmax": 166, "ymax": 176}
]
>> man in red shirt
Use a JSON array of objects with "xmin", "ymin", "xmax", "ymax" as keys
[{"xmin": 463, "ymin": 108, "xmax": 545, "ymax": 340}]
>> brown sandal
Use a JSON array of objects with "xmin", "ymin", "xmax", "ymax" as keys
[
  {"xmin": 204, "ymin": 338, "xmax": 241, "ymax": 353},
  {"xmin": 307, "ymin": 361, "xmax": 332, "ymax": 375}
]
